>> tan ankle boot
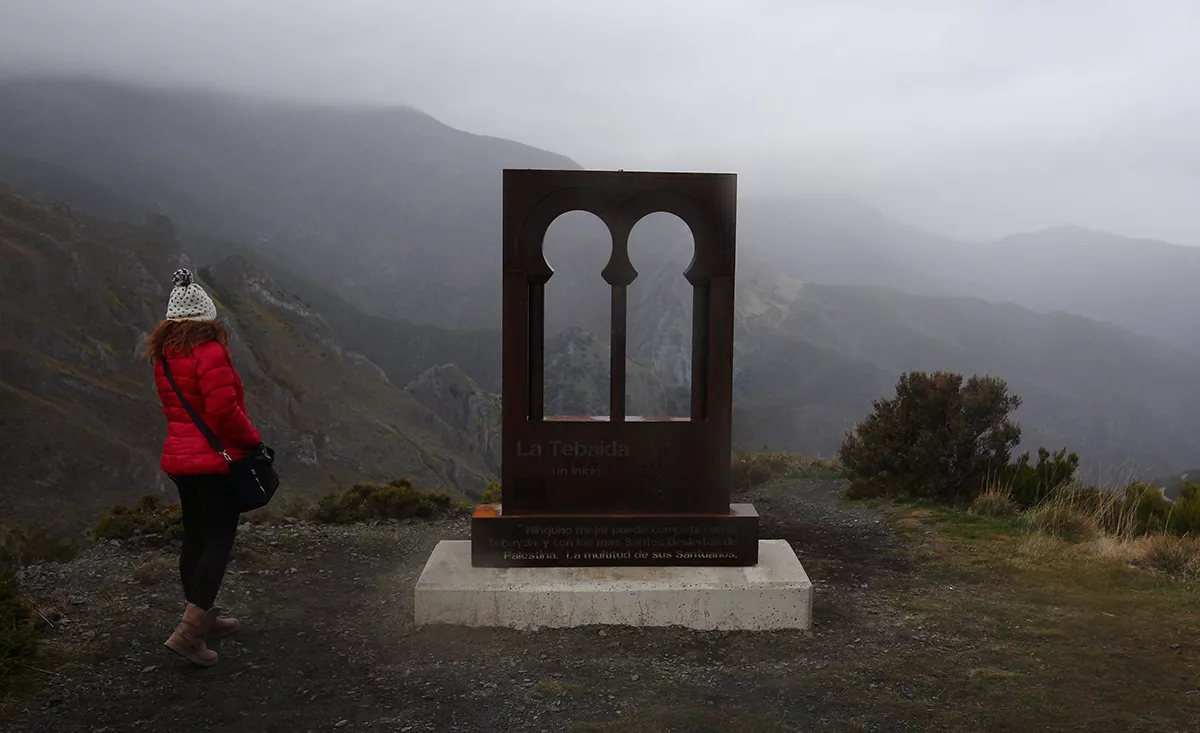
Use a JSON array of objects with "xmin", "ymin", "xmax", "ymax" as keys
[
  {"xmin": 206, "ymin": 607, "xmax": 239, "ymax": 640},
  {"xmin": 164, "ymin": 603, "xmax": 218, "ymax": 666}
]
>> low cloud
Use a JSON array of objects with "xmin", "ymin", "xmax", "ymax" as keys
[{"xmin": 2, "ymin": 0, "xmax": 1198, "ymax": 243}]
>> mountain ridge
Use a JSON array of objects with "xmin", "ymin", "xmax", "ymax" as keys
[{"xmin": 0, "ymin": 76, "xmax": 1197, "ymax": 507}]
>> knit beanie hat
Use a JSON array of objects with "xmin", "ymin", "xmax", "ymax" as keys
[{"xmin": 165, "ymin": 269, "xmax": 218, "ymax": 322}]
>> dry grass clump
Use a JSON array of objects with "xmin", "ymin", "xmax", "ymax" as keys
[
  {"xmin": 1144, "ymin": 534, "xmax": 1200, "ymax": 577},
  {"xmin": 240, "ymin": 507, "xmax": 274, "ymax": 525},
  {"xmin": 970, "ymin": 491, "xmax": 1018, "ymax": 518},
  {"xmin": 1072, "ymin": 535, "xmax": 1155, "ymax": 565},
  {"xmin": 1013, "ymin": 483, "xmax": 1200, "ymax": 579},
  {"xmin": 1025, "ymin": 501, "xmax": 1101, "ymax": 543},
  {"xmin": 278, "ymin": 497, "xmax": 316, "ymax": 520},
  {"xmin": 133, "ymin": 556, "xmax": 176, "ymax": 586},
  {"xmin": 1016, "ymin": 530, "xmax": 1064, "ymax": 560}
]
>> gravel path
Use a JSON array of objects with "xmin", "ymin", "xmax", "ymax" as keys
[{"xmin": 4, "ymin": 479, "xmax": 924, "ymax": 733}]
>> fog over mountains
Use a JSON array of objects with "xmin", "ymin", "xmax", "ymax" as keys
[{"xmin": 1, "ymin": 76, "xmax": 1198, "ymax": 525}]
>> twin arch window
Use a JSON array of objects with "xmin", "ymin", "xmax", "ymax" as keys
[
  {"xmin": 501, "ymin": 169, "xmax": 738, "ymax": 431},
  {"xmin": 541, "ymin": 211, "xmax": 696, "ymax": 421}
]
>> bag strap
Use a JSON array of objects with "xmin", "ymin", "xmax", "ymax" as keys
[{"xmin": 160, "ymin": 352, "xmax": 231, "ymax": 461}]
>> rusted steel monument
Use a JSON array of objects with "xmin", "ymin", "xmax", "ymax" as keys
[{"xmin": 471, "ymin": 169, "xmax": 758, "ymax": 567}]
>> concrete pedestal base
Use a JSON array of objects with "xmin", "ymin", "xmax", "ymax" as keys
[{"xmin": 413, "ymin": 539, "xmax": 812, "ymax": 631}]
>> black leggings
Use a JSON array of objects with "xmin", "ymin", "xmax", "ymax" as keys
[{"xmin": 174, "ymin": 473, "xmax": 240, "ymax": 611}]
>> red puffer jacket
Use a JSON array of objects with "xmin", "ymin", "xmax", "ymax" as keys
[{"xmin": 155, "ymin": 340, "xmax": 262, "ymax": 477}]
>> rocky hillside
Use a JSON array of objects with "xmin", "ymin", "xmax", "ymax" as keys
[
  {"xmin": 541, "ymin": 327, "xmax": 688, "ymax": 418},
  {"xmin": 0, "ymin": 190, "xmax": 495, "ymax": 531},
  {"xmin": 184, "ymin": 232, "xmax": 503, "ymax": 393},
  {"xmin": 405, "ymin": 364, "xmax": 500, "ymax": 474},
  {"xmin": 731, "ymin": 283, "xmax": 1200, "ymax": 477}
]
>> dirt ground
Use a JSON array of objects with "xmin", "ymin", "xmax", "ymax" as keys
[{"xmin": 2, "ymin": 479, "xmax": 1195, "ymax": 732}]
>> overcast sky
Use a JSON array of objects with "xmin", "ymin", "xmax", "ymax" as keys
[{"xmin": 3, "ymin": 0, "xmax": 1199, "ymax": 244}]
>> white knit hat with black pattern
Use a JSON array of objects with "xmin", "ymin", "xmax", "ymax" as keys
[{"xmin": 165, "ymin": 269, "xmax": 218, "ymax": 322}]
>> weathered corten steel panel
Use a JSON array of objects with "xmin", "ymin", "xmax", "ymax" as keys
[{"xmin": 501, "ymin": 169, "xmax": 738, "ymax": 515}]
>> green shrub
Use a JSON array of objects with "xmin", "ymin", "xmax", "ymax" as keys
[
  {"xmin": 1166, "ymin": 481, "xmax": 1200, "ymax": 536},
  {"xmin": 312, "ymin": 479, "xmax": 468, "ymax": 524},
  {"xmin": 1122, "ymin": 482, "xmax": 1173, "ymax": 536},
  {"xmin": 731, "ymin": 452, "xmax": 844, "ymax": 493},
  {"xmin": 93, "ymin": 494, "xmax": 183, "ymax": 542},
  {"xmin": 839, "ymin": 371, "xmax": 1022, "ymax": 504},
  {"xmin": 970, "ymin": 491, "xmax": 1019, "ymax": 518},
  {"xmin": 481, "ymin": 481, "xmax": 502, "ymax": 504},
  {"xmin": 1005, "ymin": 447, "xmax": 1080, "ymax": 508},
  {"xmin": 0, "ymin": 576, "xmax": 38, "ymax": 683}
]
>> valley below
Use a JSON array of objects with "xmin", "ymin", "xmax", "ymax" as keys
[{"xmin": 1, "ymin": 76, "xmax": 1198, "ymax": 530}]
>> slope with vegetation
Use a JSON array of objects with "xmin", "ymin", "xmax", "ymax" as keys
[
  {"xmin": 838, "ymin": 369, "xmax": 1200, "ymax": 574},
  {"xmin": 0, "ymin": 190, "xmax": 494, "ymax": 531},
  {"xmin": 733, "ymin": 284, "xmax": 1200, "ymax": 478}
]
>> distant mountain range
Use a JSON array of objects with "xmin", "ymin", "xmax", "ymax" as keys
[
  {"xmin": 0, "ymin": 75, "xmax": 1197, "ymax": 525},
  {"xmin": 4, "ymin": 76, "xmax": 1198, "ymax": 351}
]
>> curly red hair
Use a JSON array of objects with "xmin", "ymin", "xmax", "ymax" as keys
[{"xmin": 142, "ymin": 320, "xmax": 230, "ymax": 361}]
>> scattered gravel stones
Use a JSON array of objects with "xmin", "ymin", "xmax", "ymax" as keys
[{"xmin": 2, "ymin": 482, "xmax": 922, "ymax": 733}]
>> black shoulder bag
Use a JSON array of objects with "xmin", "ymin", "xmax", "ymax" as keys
[{"xmin": 161, "ymin": 354, "xmax": 280, "ymax": 512}]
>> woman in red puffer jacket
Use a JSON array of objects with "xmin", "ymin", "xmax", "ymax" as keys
[{"xmin": 143, "ymin": 268, "xmax": 262, "ymax": 667}]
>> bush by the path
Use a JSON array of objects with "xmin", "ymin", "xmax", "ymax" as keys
[
  {"xmin": 839, "ymin": 369, "xmax": 1200, "ymax": 581},
  {"xmin": 1004, "ymin": 447, "xmax": 1080, "ymax": 508},
  {"xmin": 839, "ymin": 371, "xmax": 1022, "ymax": 503},
  {"xmin": 93, "ymin": 494, "xmax": 183, "ymax": 542},
  {"xmin": 1119, "ymin": 480, "xmax": 1200, "ymax": 536},
  {"xmin": 311, "ymin": 479, "xmax": 469, "ymax": 524}
]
